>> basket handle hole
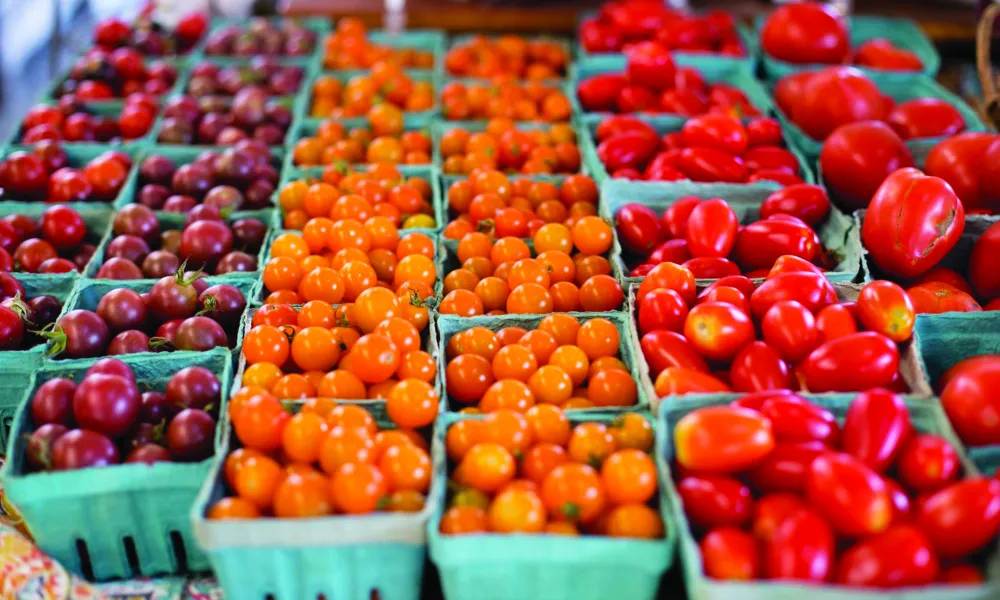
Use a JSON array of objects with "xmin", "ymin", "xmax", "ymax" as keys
[
  {"xmin": 75, "ymin": 539, "xmax": 94, "ymax": 581},
  {"xmin": 122, "ymin": 535, "xmax": 140, "ymax": 576},
  {"xmin": 169, "ymin": 530, "xmax": 189, "ymax": 572}
]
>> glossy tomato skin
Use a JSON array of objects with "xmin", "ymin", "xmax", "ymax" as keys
[
  {"xmin": 855, "ymin": 39, "xmax": 924, "ymax": 71},
  {"xmin": 698, "ymin": 276, "xmax": 756, "ymax": 302},
  {"xmin": 806, "ymin": 452, "xmax": 893, "ymax": 537},
  {"xmin": 842, "ymin": 388, "xmax": 912, "ymax": 472},
  {"xmin": 887, "ymin": 99, "xmax": 966, "ymax": 140},
  {"xmin": 855, "ymin": 280, "xmax": 916, "ymax": 342},
  {"xmin": 641, "ymin": 330, "xmax": 709, "ymax": 375},
  {"xmin": 661, "ymin": 196, "xmax": 700, "ymax": 238},
  {"xmin": 597, "ymin": 132, "xmax": 659, "ymax": 172},
  {"xmin": 700, "ymin": 528, "xmax": 760, "ymax": 581},
  {"xmin": 748, "ymin": 440, "xmax": 826, "ymax": 494},
  {"xmin": 760, "ymin": 3, "xmax": 848, "ymax": 64},
  {"xmin": 684, "ymin": 199, "xmax": 738, "ymax": 258},
  {"xmin": 626, "ymin": 41, "xmax": 676, "ymax": 91},
  {"xmin": 648, "ymin": 238, "xmax": 691, "ymax": 265},
  {"xmin": 939, "ymin": 356, "xmax": 1000, "ymax": 445},
  {"xmin": 978, "ymin": 138, "xmax": 1000, "ymax": 210},
  {"xmin": 915, "ymin": 266, "xmax": 974, "ymax": 295},
  {"xmin": 596, "ymin": 115, "xmax": 656, "ymax": 142},
  {"xmin": 799, "ymin": 332, "xmax": 899, "ymax": 393},
  {"xmin": 773, "ymin": 71, "xmax": 814, "ymax": 116},
  {"xmin": 749, "ymin": 271, "xmax": 837, "ymax": 318},
  {"xmin": 766, "ymin": 254, "xmax": 822, "ymax": 279},
  {"xmin": 677, "ymin": 148, "xmax": 748, "ymax": 183},
  {"xmin": 896, "ymin": 434, "xmax": 960, "ymax": 493},
  {"xmin": 924, "ymin": 132, "xmax": 995, "ymax": 212},
  {"xmin": 637, "ymin": 288, "xmax": 688, "ymax": 334},
  {"xmin": 732, "ymin": 217, "xmax": 820, "ymax": 271},
  {"xmin": 677, "ymin": 475, "xmax": 752, "ymax": 529},
  {"xmin": 969, "ymin": 220, "xmax": 1000, "ymax": 301},
  {"xmin": 698, "ymin": 286, "xmax": 751, "ymax": 316},
  {"xmin": 819, "ymin": 121, "xmax": 914, "ymax": 210},
  {"xmin": 681, "ymin": 115, "xmax": 748, "ymax": 155},
  {"xmin": 761, "ymin": 395, "xmax": 838, "ymax": 445},
  {"xmin": 683, "ymin": 257, "xmax": 739, "ymax": 279},
  {"xmin": 615, "ymin": 204, "xmax": 663, "ymax": 254},
  {"xmin": 916, "ymin": 478, "xmax": 1000, "ymax": 559},
  {"xmin": 835, "ymin": 525, "xmax": 939, "ymax": 587},
  {"xmin": 814, "ymin": 303, "xmax": 858, "ymax": 343},
  {"xmin": 683, "ymin": 301, "xmax": 755, "ymax": 362},
  {"xmin": 751, "ymin": 493, "xmax": 806, "ymax": 541},
  {"xmin": 862, "ymin": 168, "xmax": 965, "ymax": 279},
  {"xmin": 729, "ymin": 341, "xmax": 792, "ymax": 392},
  {"xmin": 791, "ymin": 66, "xmax": 887, "ymax": 141},
  {"xmin": 761, "ymin": 300, "xmax": 819, "ymax": 363},
  {"xmin": 637, "ymin": 262, "xmax": 696, "ymax": 306},
  {"xmin": 578, "ymin": 74, "xmax": 627, "ymax": 112},
  {"xmin": 760, "ymin": 184, "xmax": 831, "ymax": 226},
  {"xmin": 764, "ymin": 508, "xmax": 835, "ymax": 582},
  {"xmin": 674, "ymin": 406, "xmax": 774, "ymax": 473},
  {"xmin": 906, "ymin": 282, "xmax": 981, "ymax": 314},
  {"xmin": 655, "ymin": 367, "xmax": 730, "ymax": 396}
]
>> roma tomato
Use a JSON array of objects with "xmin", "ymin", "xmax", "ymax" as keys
[
  {"xmin": 577, "ymin": 74, "xmax": 627, "ymax": 112},
  {"xmin": 759, "ymin": 184, "xmax": 831, "ymax": 226},
  {"xmin": 701, "ymin": 528, "xmax": 760, "ymax": 581},
  {"xmin": 698, "ymin": 275, "xmax": 756, "ymax": 301},
  {"xmin": 819, "ymin": 121, "xmax": 913, "ymax": 210},
  {"xmin": 683, "ymin": 257, "xmax": 739, "ymax": 279},
  {"xmin": 698, "ymin": 286, "xmax": 751, "ymax": 316},
  {"xmin": 842, "ymin": 388, "xmax": 912, "ymax": 472},
  {"xmin": 969, "ymin": 220, "xmax": 1000, "ymax": 301},
  {"xmin": 648, "ymin": 239, "xmax": 691, "ymax": 265},
  {"xmin": 637, "ymin": 262, "xmax": 696, "ymax": 306},
  {"xmin": 907, "ymin": 282, "xmax": 981, "ymax": 314},
  {"xmin": 924, "ymin": 132, "xmax": 995, "ymax": 212},
  {"xmin": 683, "ymin": 301, "xmax": 755, "ymax": 362},
  {"xmin": 815, "ymin": 303, "xmax": 858, "ymax": 343},
  {"xmin": 637, "ymin": 288, "xmax": 688, "ymax": 334},
  {"xmin": 729, "ymin": 341, "xmax": 792, "ymax": 392},
  {"xmin": 887, "ymin": 99, "xmax": 966, "ymax": 140},
  {"xmin": 835, "ymin": 525, "xmax": 939, "ymax": 587},
  {"xmin": 855, "ymin": 280, "xmax": 916, "ymax": 342},
  {"xmin": 748, "ymin": 441, "xmax": 827, "ymax": 494},
  {"xmin": 597, "ymin": 132, "xmax": 659, "ymax": 172},
  {"xmin": 806, "ymin": 452, "xmax": 893, "ymax": 537},
  {"xmin": 764, "ymin": 508, "xmax": 835, "ymax": 582},
  {"xmin": 761, "ymin": 300, "xmax": 819, "ymax": 363},
  {"xmin": 861, "ymin": 168, "xmax": 964, "ymax": 279},
  {"xmin": 674, "ymin": 406, "xmax": 774, "ymax": 473},
  {"xmin": 641, "ymin": 330, "xmax": 709, "ymax": 375},
  {"xmin": 760, "ymin": 3, "xmax": 849, "ymax": 65},
  {"xmin": 661, "ymin": 196, "xmax": 700, "ymax": 238},
  {"xmin": 749, "ymin": 271, "xmax": 837, "ymax": 318},
  {"xmin": 677, "ymin": 148, "xmax": 748, "ymax": 183},
  {"xmin": 681, "ymin": 115, "xmax": 748, "ymax": 155},
  {"xmin": 916, "ymin": 478, "xmax": 1000, "ymax": 559},
  {"xmin": 761, "ymin": 395, "xmax": 838, "ymax": 445},
  {"xmin": 625, "ymin": 41, "xmax": 676, "ymax": 91},
  {"xmin": 595, "ymin": 116, "xmax": 656, "ymax": 142},
  {"xmin": 751, "ymin": 493, "xmax": 806, "ymax": 542},
  {"xmin": 773, "ymin": 71, "xmax": 814, "ymax": 116},
  {"xmin": 854, "ymin": 39, "xmax": 924, "ymax": 72},
  {"xmin": 654, "ymin": 367, "xmax": 729, "ymax": 396},
  {"xmin": 615, "ymin": 204, "xmax": 663, "ymax": 254},
  {"xmin": 732, "ymin": 218, "xmax": 820, "ymax": 271},
  {"xmin": 677, "ymin": 475, "xmax": 752, "ymax": 529},
  {"xmin": 767, "ymin": 254, "xmax": 823, "ymax": 279},
  {"xmin": 685, "ymin": 199, "xmax": 738, "ymax": 258},
  {"xmin": 939, "ymin": 356, "xmax": 1000, "ymax": 445},
  {"xmin": 799, "ymin": 332, "xmax": 899, "ymax": 393},
  {"xmin": 896, "ymin": 434, "xmax": 960, "ymax": 493},
  {"xmin": 790, "ymin": 66, "xmax": 887, "ymax": 141}
]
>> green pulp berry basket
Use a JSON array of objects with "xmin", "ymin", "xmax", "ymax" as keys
[
  {"xmin": 429, "ymin": 410, "xmax": 674, "ymax": 600},
  {"xmin": 599, "ymin": 179, "xmax": 863, "ymax": 288},
  {"xmin": 191, "ymin": 402, "xmax": 445, "ymax": 600},
  {"xmin": 658, "ymin": 392, "xmax": 1000, "ymax": 600},
  {"xmin": 0, "ymin": 348, "xmax": 234, "ymax": 580}
]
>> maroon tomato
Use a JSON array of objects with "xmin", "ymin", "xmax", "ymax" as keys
[
  {"xmin": 597, "ymin": 132, "xmax": 659, "ymax": 172},
  {"xmin": 836, "ymin": 525, "xmax": 939, "ymax": 587},
  {"xmin": 615, "ymin": 203, "xmax": 663, "ymax": 254},
  {"xmin": 729, "ymin": 341, "xmax": 792, "ymax": 393},
  {"xmin": 685, "ymin": 198, "xmax": 738, "ymax": 258},
  {"xmin": 683, "ymin": 301, "xmax": 755, "ymax": 362},
  {"xmin": 749, "ymin": 271, "xmax": 837, "ymax": 318},
  {"xmin": 887, "ymin": 98, "xmax": 966, "ymax": 140},
  {"xmin": 968, "ymin": 220, "xmax": 1000, "ymax": 301},
  {"xmin": 861, "ymin": 167, "xmax": 965, "ymax": 279},
  {"xmin": 815, "ymin": 303, "xmax": 858, "ymax": 343},
  {"xmin": 640, "ymin": 330, "xmax": 710, "ymax": 375},
  {"xmin": 732, "ymin": 218, "xmax": 820, "ymax": 271},
  {"xmin": 748, "ymin": 440, "xmax": 827, "ymax": 494},
  {"xmin": 677, "ymin": 475, "xmax": 753, "ymax": 529},
  {"xmin": 806, "ymin": 452, "xmax": 893, "ymax": 537},
  {"xmin": 939, "ymin": 356, "xmax": 1000, "ymax": 446},
  {"xmin": 896, "ymin": 434, "xmax": 960, "ymax": 493},
  {"xmin": 701, "ymin": 528, "xmax": 760, "ymax": 581},
  {"xmin": 674, "ymin": 406, "xmax": 774, "ymax": 473},
  {"xmin": 751, "ymin": 493, "xmax": 806, "ymax": 542},
  {"xmin": 680, "ymin": 114, "xmax": 748, "ymax": 155},
  {"xmin": 764, "ymin": 508, "xmax": 835, "ymax": 581},
  {"xmin": 677, "ymin": 148, "xmax": 748, "ymax": 183},
  {"xmin": 637, "ymin": 288, "xmax": 688, "ymax": 334},
  {"xmin": 789, "ymin": 66, "xmax": 887, "ymax": 140},
  {"xmin": 661, "ymin": 196, "xmax": 700, "ymax": 238},
  {"xmin": 761, "ymin": 300, "xmax": 819, "ymax": 363},
  {"xmin": 799, "ymin": 332, "xmax": 900, "ymax": 393},
  {"xmin": 916, "ymin": 478, "xmax": 1000, "ymax": 559},
  {"xmin": 855, "ymin": 280, "xmax": 916, "ymax": 342},
  {"xmin": 577, "ymin": 74, "xmax": 626, "ymax": 112},
  {"xmin": 683, "ymin": 257, "xmax": 740, "ymax": 279},
  {"xmin": 842, "ymin": 388, "xmax": 912, "ymax": 472},
  {"xmin": 760, "ymin": 2, "xmax": 849, "ymax": 65},
  {"xmin": 819, "ymin": 121, "xmax": 914, "ymax": 210},
  {"xmin": 924, "ymin": 132, "xmax": 996, "ymax": 212},
  {"xmin": 906, "ymin": 282, "xmax": 982, "ymax": 315},
  {"xmin": 761, "ymin": 395, "xmax": 838, "ymax": 445},
  {"xmin": 760, "ymin": 184, "xmax": 831, "ymax": 226},
  {"xmin": 625, "ymin": 41, "xmax": 676, "ymax": 91}
]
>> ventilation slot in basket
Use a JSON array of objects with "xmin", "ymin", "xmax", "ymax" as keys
[
  {"xmin": 122, "ymin": 536, "xmax": 140, "ymax": 576},
  {"xmin": 169, "ymin": 530, "xmax": 188, "ymax": 572},
  {"xmin": 75, "ymin": 539, "xmax": 94, "ymax": 580}
]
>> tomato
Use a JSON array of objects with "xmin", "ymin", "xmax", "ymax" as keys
[
  {"xmin": 924, "ymin": 132, "xmax": 996, "ymax": 212},
  {"xmin": 815, "ymin": 303, "xmax": 858, "ymax": 343},
  {"xmin": 887, "ymin": 99, "xmax": 966, "ymax": 140},
  {"xmin": 674, "ymin": 406, "xmax": 774, "ymax": 473},
  {"xmin": 698, "ymin": 276, "xmax": 756, "ymax": 301},
  {"xmin": 761, "ymin": 395, "xmax": 838, "ymax": 445},
  {"xmin": 842, "ymin": 388, "xmax": 912, "ymax": 472},
  {"xmin": 576, "ymin": 74, "xmax": 626, "ymax": 112},
  {"xmin": 749, "ymin": 271, "xmax": 837, "ymax": 318},
  {"xmin": 855, "ymin": 280, "xmax": 916, "ymax": 342},
  {"xmin": 907, "ymin": 282, "xmax": 981, "ymax": 314},
  {"xmin": 595, "ymin": 116, "xmax": 656, "ymax": 143},
  {"xmin": 637, "ymin": 288, "xmax": 688, "ymax": 334},
  {"xmin": 855, "ymin": 38, "xmax": 923, "ymax": 71},
  {"xmin": 748, "ymin": 440, "xmax": 827, "ymax": 494},
  {"xmin": 681, "ymin": 115, "xmax": 747, "ymax": 155},
  {"xmin": 677, "ymin": 148, "xmax": 749, "ymax": 183},
  {"xmin": 698, "ymin": 286, "xmax": 751, "ymax": 316},
  {"xmin": 808, "ymin": 452, "xmax": 893, "ymax": 538},
  {"xmin": 614, "ymin": 203, "xmax": 663, "ymax": 254},
  {"xmin": 616, "ymin": 85, "xmax": 657, "ymax": 113},
  {"xmin": 677, "ymin": 475, "xmax": 752, "ymax": 529},
  {"xmin": 789, "ymin": 66, "xmax": 887, "ymax": 140},
  {"xmin": 977, "ymin": 138, "xmax": 1000, "ymax": 210},
  {"xmin": 597, "ymin": 132, "xmax": 659, "ymax": 172},
  {"xmin": 661, "ymin": 196, "xmax": 700, "ymax": 238},
  {"xmin": 759, "ymin": 184, "xmax": 830, "ymax": 227},
  {"xmin": 625, "ymin": 41, "xmax": 675, "ymax": 91},
  {"xmin": 729, "ymin": 342, "xmax": 792, "ymax": 393},
  {"xmin": 939, "ymin": 356, "xmax": 1000, "ymax": 445},
  {"xmin": 764, "ymin": 508, "xmax": 834, "ymax": 581},
  {"xmin": 654, "ymin": 367, "xmax": 729, "ymax": 396},
  {"xmin": 861, "ymin": 168, "xmax": 964, "ymax": 279},
  {"xmin": 835, "ymin": 524, "xmax": 939, "ymax": 587},
  {"xmin": 751, "ymin": 493, "xmax": 806, "ymax": 542},
  {"xmin": 602, "ymin": 0, "xmax": 670, "ymax": 37},
  {"xmin": 637, "ymin": 262, "xmax": 696, "ymax": 306},
  {"xmin": 896, "ymin": 434, "xmax": 959, "ymax": 493},
  {"xmin": 969, "ymin": 220, "xmax": 1000, "ymax": 300},
  {"xmin": 541, "ymin": 463, "xmax": 606, "ymax": 524},
  {"xmin": 683, "ymin": 301, "xmax": 755, "ymax": 362},
  {"xmin": 760, "ymin": 3, "xmax": 848, "ymax": 65},
  {"xmin": 773, "ymin": 71, "xmax": 814, "ymax": 116},
  {"xmin": 684, "ymin": 199, "xmax": 738, "ymax": 258},
  {"xmin": 732, "ymin": 218, "xmax": 820, "ymax": 271},
  {"xmin": 760, "ymin": 301, "xmax": 819, "ymax": 363},
  {"xmin": 916, "ymin": 478, "xmax": 1000, "ymax": 559},
  {"xmin": 799, "ymin": 332, "xmax": 899, "ymax": 393},
  {"xmin": 683, "ymin": 257, "xmax": 739, "ymax": 279},
  {"xmin": 819, "ymin": 121, "xmax": 914, "ymax": 210},
  {"xmin": 640, "ymin": 330, "xmax": 709, "ymax": 375},
  {"xmin": 701, "ymin": 527, "xmax": 760, "ymax": 581}
]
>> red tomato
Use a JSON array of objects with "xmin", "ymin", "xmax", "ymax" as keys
[
  {"xmin": 661, "ymin": 196, "xmax": 700, "ymax": 238},
  {"xmin": 819, "ymin": 121, "xmax": 914, "ymax": 210},
  {"xmin": 760, "ymin": 184, "xmax": 831, "ymax": 226},
  {"xmin": 760, "ymin": 2, "xmax": 848, "ymax": 64},
  {"xmin": 799, "ymin": 332, "xmax": 899, "ymax": 393},
  {"xmin": 748, "ymin": 440, "xmax": 827, "ymax": 494},
  {"xmin": 637, "ymin": 288, "xmax": 688, "ymax": 334},
  {"xmin": 698, "ymin": 276, "xmax": 755, "ymax": 301},
  {"xmin": 924, "ymin": 132, "xmax": 996, "ymax": 212},
  {"xmin": 680, "ymin": 115, "xmax": 748, "ymax": 155},
  {"xmin": 887, "ymin": 99, "xmax": 966, "ymax": 140},
  {"xmin": 886, "ymin": 479, "xmax": 912, "ymax": 524},
  {"xmin": 579, "ymin": 19, "xmax": 622, "ymax": 53},
  {"xmin": 749, "ymin": 271, "xmax": 837, "ymax": 318},
  {"xmin": 914, "ymin": 266, "xmax": 974, "ymax": 296},
  {"xmin": 806, "ymin": 452, "xmax": 893, "ymax": 537},
  {"xmin": 861, "ymin": 167, "xmax": 965, "ymax": 279},
  {"xmin": 815, "ymin": 303, "xmax": 858, "ymax": 343},
  {"xmin": 677, "ymin": 148, "xmax": 749, "ymax": 183},
  {"xmin": 751, "ymin": 493, "xmax": 806, "ymax": 541},
  {"xmin": 616, "ymin": 85, "xmax": 657, "ymax": 113},
  {"xmin": 969, "ymin": 220, "xmax": 1000, "ymax": 301},
  {"xmin": 764, "ymin": 508, "xmax": 835, "ymax": 581},
  {"xmin": 674, "ymin": 406, "xmax": 774, "ymax": 473},
  {"xmin": 647, "ymin": 238, "xmax": 691, "ymax": 265},
  {"xmin": 597, "ymin": 132, "xmax": 659, "ymax": 172},
  {"xmin": 907, "ymin": 282, "xmax": 981, "ymax": 314},
  {"xmin": 683, "ymin": 301, "xmax": 755, "ymax": 362},
  {"xmin": 700, "ymin": 528, "xmax": 760, "ymax": 581},
  {"xmin": 789, "ymin": 66, "xmax": 887, "ymax": 140},
  {"xmin": 614, "ymin": 203, "xmax": 663, "ymax": 254},
  {"xmin": 896, "ymin": 434, "xmax": 960, "ymax": 493},
  {"xmin": 602, "ymin": 1, "xmax": 671, "ymax": 37},
  {"xmin": 978, "ymin": 138, "xmax": 1000, "ymax": 210},
  {"xmin": 939, "ymin": 564, "xmax": 986, "ymax": 584},
  {"xmin": 625, "ymin": 41, "xmax": 676, "ymax": 91},
  {"xmin": 854, "ymin": 39, "xmax": 924, "ymax": 71},
  {"xmin": 729, "ymin": 341, "xmax": 792, "ymax": 393},
  {"xmin": 637, "ymin": 262, "xmax": 696, "ymax": 306},
  {"xmin": 577, "ymin": 74, "xmax": 627, "ymax": 112},
  {"xmin": 773, "ymin": 71, "xmax": 814, "ymax": 116},
  {"xmin": 761, "ymin": 300, "xmax": 819, "ymax": 363},
  {"xmin": 698, "ymin": 286, "xmax": 751, "ymax": 316},
  {"xmin": 766, "ymin": 255, "xmax": 823, "ymax": 279},
  {"xmin": 677, "ymin": 475, "xmax": 752, "ymax": 529},
  {"xmin": 685, "ymin": 199, "xmax": 739, "ymax": 258},
  {"xmin": 916, "ymin": 478, "xmax": 1000, "ymax": 559},
  {"xmin": 654, "ymin": 367, "xmax": 730, "ymax": 396},
  {"xmin": 761, "ymin": 395, "xmax": 838, "ymax": 445},
  {"xmin": 683, "ymin": 257, "xmax": 740, "ymax": 279},
  {"xmin": 730, "ymin": 390, "xmax": 795, "ymax": 412},
  {"xmin": 855, "ymin": 280, "xmax": 916, "ymax": 342},
  {"xmin": 939, "ymin": 356, "xmax": 1000, "ymax": 445},
  {"xmin": 640, "ymin": 330, "xmax": 709, "ymax": 375},
  {"xmin": 842, "ymin": 388, "xmax": 912, "ymax": 472},
  {"xmin": 732, "ymin": 218, "xmax": 820, "ymax": 271},
  {"xmin": 835, "ymin": 524, "xmax": 939, "ymax": 587},
  {"xmin": 595, "ymin": 115, "xmax": 657, "ymax": 142}
]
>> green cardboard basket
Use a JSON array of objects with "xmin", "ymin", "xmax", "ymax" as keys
[
  {"xmin": 756, "ymin": 15, "xmax": 940, "ymax": 82},
  {"xmin": 0, "ymin": 347, "xmax": 234, "ymax": 580},
  {"xmin": 429, "ymin": 409, "xmax": 675, "ymax": 600},
  {"xmin": 599, "ymin": 179, "xmax": 863, "ymax": 288},
  {"xmin": 191, "ymin": 401, "xmax": 444, "ymax": 600},
  {"xmin": 658, "ymin": 392, "xmax": 1000, "ymax": 600}
]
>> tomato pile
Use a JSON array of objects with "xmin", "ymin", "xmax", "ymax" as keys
[
  {"xmin": 445, "ymin": 35, "xmax": 569, "ymax": 80},
  {"xmin": 54, "ymin": 47, "xmax": 179, "ymax": 101},
  {"xmin": 675, "ymin": 391, "xmax": 999, "ymax": 585},
  {"xmin": 439, "ymin": 121, "xmax": 581, "ymax": 176},
  {"xmin": 593, "ymin": 114, "xmax": 804, "ymax": 185},
  {"xmin": 202, "ymin": 19, "xmax": 318, "ymax": 56},
  {"xmin": 309, "ymin": 70, "xmax": 434, "ymax": 120},
  {"xmin": 580, "ymin": 3, "xmax": 744, "ymax": 56},
  {"xmin": 93, "ymin": 13, "xmax": 208, "ymax": 56},
  {"xmin": 614, "ymin": 187, "xmax": 832, "ymax": 279},
  {"xmin": 0, "ymin": 277, "xmax": 63, "ymax": 350},
  {"xmin": 157, "ymin": 94, "xmax": 294, "ymax": 146},
  {"xmin": 0, "ymin": 205, "xmax": 94, "ymax": 274},
  {"xmin": 20, "ymin": 94, "xmax": 158, "ymax": 143},
  {"xmin": 186, "ymin": 59, "xmax": 306, "ymax": 98},
  {"xmin": 445, "ymin": 316, "xmax": 635, "ymax": 411},
  {"xmin": 293, "ymin": 120, "xmax": 432, "ymax": 167},
  {"xmin": 441, "ymin": 409, "xmax": 663, "ymax": 537},
  {"xmin": 26, "ymin": 359, "xmax": 222, "ymax": 469},
  {"xmin": 0, "ymin": 143, "xmax": 130, "ymax": 203},
  {"xmin": 441, "ymin": 80, "xmax": 572, "ymax": 122},
  {"xmin": 322, "ymin": 18, "xmax": 436, "ymax": 70}
]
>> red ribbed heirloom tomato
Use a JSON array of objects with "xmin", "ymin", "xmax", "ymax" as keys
[
  {"xmin": 674, "ymin": 406, "xmax": 774, "ymax": 473},
  {"xmin": 861, "ymin": 168, "xmax": 965, "ymax": 279}
]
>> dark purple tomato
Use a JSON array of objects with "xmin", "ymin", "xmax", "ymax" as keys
[
  {"xmin": 84, "ymin": 357, "xmax": 136, "ymax": 383},
  {"xmin": 72, "ymin": 244, "xmax": 96, "ymax": 271},
  {"xmin": 161, "ymin": 230, "xmax": 182, "ymax": 255},
  {"xmin": 165, "ymin": 366, "xmax": 221, "ymax": 414},
  {"xmin": 38, "ymin": 258, "xmax": 78, "ymax": 274},
  {"xmin": 198, "ymin": 284, "xmax": 246, "ymax": 328},
  {"xmin": 203, "ymin": 185, "xmax": 244, "ymax": 210},
  {"xmin": 213, "ymin": 148, "xmax": 254, "ymax": 185},
  {"xmin": 179, "ymin": 220, "xmax": 233, "ymax": 268},
  {"xmin": 26, "ymin": 423, "xmax": 68, "ymax": 470},
  {"xmin": 231, "ymin": 218, "xmax": 266, "ymax": 251},
  {"xmin": 215, "ymin": 251, "xmax": 256, "ymax": 274},
  {"xmin": 139, "ymin": 391, "xmax": 167, "ymax": 423},
  {"xmin": 0, "ymin": 247, "xmax": 13, "ymax": 271},
  {"xmin": 0, "ymin": 273, "xmax": 26, "ymax": 302},
  {"xmin": 97, "ymin": 288, "xmax": 147, "ymax": 332},
  {"xmin": 171, "ymin": 163, "xmax": 213, "ymax": 198},
  {"xmin": 3, "ymin": 214, "xmax": 36, "ymax": 241},
  {"xmin": 244, "ymin": 179, "xmax": 275, "ymax": 208},
  {"xmin": 148, "ymin": 275, "xmax": 199, "ymax": 322},
  {"xmin": 0, "ymin": 305, "xmax": 24, "ymax": 350},
  {"xmin": 184, "ymin": 204, "xmax": 224, "ymax": 228},
  {"xmin": 105, "ymin": 235, "xmax": 150, "ymax": 264},
  {"xmin": 28, "ymin": 295, "xmax": 61, "ymax": 328},
  {"xmin": 52, "ymin": 309, "xmax": 109, "ymax": 358},
  {"xmin": 72, "ymin": 373, "xmax": 140, "ymax": 437},
  {"xmin": 141, "ymin": 250, "xmax": 180, "ymax": 279},
  {"xmin": 126, "ymin": 443, "xmax": 173, "ymax": 464},
  {"xmin": 96, "ymin": 257, "xmax": 144, "ymax": 280},
  {"xmin": 186, "ymin": 272, "xmax": 210, "ymax": 295},
  {"xmin": 163, "ymin": 195, "xmax": 198, "ymax": 213},
  {"xmin": 154, "ymin": 319, "xmax": 184, "ymax": 345},
  {"xmin": 166, "ymin": 408, "xmax": 215, "ymax": 461},
  {"xmin": 0, "ymin": 221, "xmax": 20, "ymax": 253},
  {"xmin": 174, "ymin": 316, "xmax": 228, "ymax": 351},
  {"xmin": 108, "ymin": 329, "xmax": 151, "ymax": 355},
  {"xmin": 30, "ymin": 377, "xmax": 76, "ymax": 426},
  {"xmin": 138, "ymin": 183, "xmax": 170, "ymax": 209},
  {"xmin": 51, "ymin": 429, "xmax": 120, "ymax": 469},
  {"xmin": 139, "ymin": 154, "xmax": 176, "ymax": 184},
  {"xmin": 113, "ymin": 204, "xmax": 159, "ymax": 244}
]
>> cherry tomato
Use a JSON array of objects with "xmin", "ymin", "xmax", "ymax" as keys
[
  {"xmin": 614, "ymin": 203, "xmax": 663, "ymax": 254},
  {"xmin": 815, "ymin": 302, "xmax": 858, "ymax": 343},
  {"xmin": 637, "ymin": 288, "xmax": 688, "ymax": 335},
  {"xmin": 749, "ymin": 271, "xmax": 837, "ymax": 318},
  {"xmin": 729, "ymin": 341, "xmax": 792, "ymax": 392},
  {"xmin": 625, "ymin": 41, "xmax": 676, "ymax": 91},
  {"xmin": 924, "ymin": 132, "xmax": 995, "ymax": 212},
  {"xmin": 684, "ymin": 199, "xmax": 738, "ymax": 258},
  {"xmin": 732, "ymin": 218, "xmax": 820, "ymax": 271},
  {"xmin": 760, "ymin": 300, "xmax": 819, "ymax": 363},
  {"xmin": 680, "ymin": 114, "xmax": 748, "ymax": 155},
  {"xmin": 701, "ymin": 527, "xmax": 760, "ymax": 581},
  {"xmin": 677, "ymin": 148, "xmax": 749, "ymax": 183},
  {"xmin": 896, "ymin": 434, "xmax": 960, "ymax": 493},
  {"xmin": 748, "ymin": 441, "xmax": 826, "ymax": 495},
  {"xmin": 789, "ymin": 66, "xmax": 887, "ymax": 140},
  {"xmin": 640, "ymin": 330, "xmax": 709, "ymax": 375},
  {"xmin": 661, "ymin": 196, "xmax": 700, "ymax": 239},
  {"xmin": 683, "ymin": 301, "xmax": 755, "ymax": 362},
  {"xmin": 759, "ymin": 184, "xmax": 831, "ymax": 226},
  {"xmin": 855, "ymin": 280, "xmax": 916, "ymax": 342},
  {"xmin": 654, "ymin": 367, "xmax": 730, "ymax": 397},
  {"xmin": 887, "ymin": 99, "xmax": 966, "ymax": 140},
  {"xmin": 674, "ymin": 406, "xmax": 774, "ymax": 473},
  {"xmin": 761, "ymin": 395, "xmax": 838, "ymax": 445},
  {"xmin": 751, "ymin": 493, "xmax": 806, "ymax": 542}
]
